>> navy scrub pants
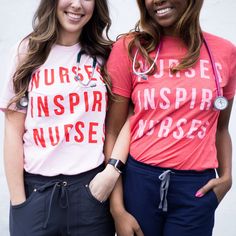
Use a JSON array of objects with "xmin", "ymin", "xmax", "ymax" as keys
[
  {"xmin": 9, "ymin": 164, "xmax": 115, "ymax": 236},
  {"xmin": 123, "ymin": 155, "xmax": 219, "ymax": 236}
]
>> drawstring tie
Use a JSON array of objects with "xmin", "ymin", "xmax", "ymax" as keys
[
  {"xmin": 158, "ymin": 170, "xmax": 172, "ymax": 212},
  {"xmin": 36, "ymin": 180, "xmax": 70, "ymax": 234}
]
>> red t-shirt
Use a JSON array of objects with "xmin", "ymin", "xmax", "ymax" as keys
[{"xmin": 107, "ymin": 32, "xmax": 236, "ymax": 171}]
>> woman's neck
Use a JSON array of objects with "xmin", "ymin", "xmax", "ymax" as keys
[{"xmin": 57, "ymin": 31, "xmax": 80, "ymax": 46}]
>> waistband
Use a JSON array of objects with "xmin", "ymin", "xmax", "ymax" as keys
[
  {"xmin": 24, "ymin": 163, "xmax": 105, "ymax": 184},
  {"xmin": 24, "ymin": 163, "xmax": 105, "ymax": 234},
  {"xmin": 127, "ymin": 155, "xmax": 215, "ymax": 176}
]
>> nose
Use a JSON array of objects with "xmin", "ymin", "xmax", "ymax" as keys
[
  {"xmin": 71, "ymin": 0, "xmax": 82, "ymax": 8},
  {"xmin": 153, "ymin": 0, "xmax": 166, "ymax": 6}
]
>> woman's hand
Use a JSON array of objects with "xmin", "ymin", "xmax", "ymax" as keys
[
  {"xmin": 88, "ymin": 164, "xmax": 120, "ymax": 202},
  {"xmin": 195, "ymin": 176, "xmax": 232, "ymax": 203},
  {"xmin": 112, "ymin": 208, "xmax": 144, "ymax": 236},
  {"xmin": 11, "ymin": 196, "xmax": 26, "ymax": 206}
]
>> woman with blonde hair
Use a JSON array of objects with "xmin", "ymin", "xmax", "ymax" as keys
[{"xmin": 0, "ymin": 0, "xmax": 117, "ymax": 235}]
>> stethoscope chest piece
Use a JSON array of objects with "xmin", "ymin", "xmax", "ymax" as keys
[
  {"xmin": 141, "ymin": 74, "xmax": 148, "ymax": 80},
  {"xmin": 213, "ymin": 96, "xmax": 228, "ymax": 111},
  {"xmin": 16, "ymin": 95, "xmax": 28, "ymax": 110}
]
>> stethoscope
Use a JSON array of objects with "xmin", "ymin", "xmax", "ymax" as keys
[
  {"xmin": 16, "ymin": 50, "xmax": 98, "ymax": 110},
  {"xmin": 132, "ymin": 38, "xmax": 228, "ymax": 111},
  {"xmin": 16, "ymin": 92, "xmax": 28, "ymax": 110},
  {"xmin": 75, "ymin": 49, "xmax": 97, "ymax": 88}
]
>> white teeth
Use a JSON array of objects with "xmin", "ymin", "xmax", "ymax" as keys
[
  {"xmin": 157, "ymin": 7, "xmax": 171, "ymax": 14},
  {"xmin": 67, "ymin": 12, "xmax": 81, "ymax": 20}
]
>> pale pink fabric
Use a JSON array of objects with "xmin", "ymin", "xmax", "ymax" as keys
[{"xmin": 0, "ymin": 40, "xmax": 107, "ymax": 176}]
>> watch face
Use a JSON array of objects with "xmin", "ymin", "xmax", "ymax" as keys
[
  {"xmin": 108, "ymin": 158, "xmax": 125, "ymax": 173},
  {"xmin": 213, "ymin": 96, "xmax": 228, "ymax": 111},
  {"xmin": 115, "ymin": 160, "xmax": 125, "ymax": 172}
]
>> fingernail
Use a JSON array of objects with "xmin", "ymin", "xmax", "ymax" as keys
[{"xmin": 195, "ymin": 191, "xmax": 204, "ymax": 197}]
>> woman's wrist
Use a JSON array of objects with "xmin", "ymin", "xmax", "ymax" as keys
[
  {"xmin": 219, "ymin": 176, "xmax": 232, "ymax": 187},
  {"xmin": 107, "ymin": 158, "xmax": 125, "ymax": 174},
  {"xmin": 104, "ymin": 164, "xmax": 120, "ymax": 180},
  {"xmin": 110, "ymin": 204, "xmax": 126, "ymax": 218},
  {"xmin": 10, "ymin": 194, "xmax": 26, "ymax": 205},
  {"xmin": 217, "ymin": 172, "xmax": 232, "ymax": 181}
]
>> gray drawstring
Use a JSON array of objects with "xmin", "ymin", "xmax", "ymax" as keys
[{"xmin": 158, "ymin": 170, "xmax": 172, "ymax": 212}]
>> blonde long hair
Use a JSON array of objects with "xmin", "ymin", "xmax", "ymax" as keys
[{"xmin": 8, "ymin": 0, "xmax": 112, "ymax": 109}]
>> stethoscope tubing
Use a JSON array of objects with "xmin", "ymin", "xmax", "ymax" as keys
[
  {"xmin": 203, "ymin": 38, "xmax": 222, "ymax": 97},
  {"xmin": 132, "ymin": 41, "xmax": 162, "ymax": 77},
  {"xmin": 16, "ymin": 50, "xmax": 98, "ymax": 109},
  {"xmin": 132, "ymin": 37, "xmax": 227, "ymax": 109}
]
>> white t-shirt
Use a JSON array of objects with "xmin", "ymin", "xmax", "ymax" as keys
[{"xmin": 0, "ymin": 41, "xmax": 107, "ymax": 176}]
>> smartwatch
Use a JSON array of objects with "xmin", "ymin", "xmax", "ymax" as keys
[{"xmin": 108, "ymin": 158, "xmax": 125, "ymax": 174}]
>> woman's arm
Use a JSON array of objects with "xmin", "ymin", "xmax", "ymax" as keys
[
  {"xmin": 4, "ymin": 111, "xmax": 26, "ymax": 205},
  {"xmin": 106, "ymin": 101, "xmax": 133, "ymax": 163},
  {"xmin": 195, "ymin": 99, "xmax": 234, "ymax": 202},
  {"xmin": 105, "ymin": 96, "xmax": 143, "ymax": 236},
  {"xmin": 88, "ymin": 95, "xmax": 130, "ymax": 202},
  {"xmin": 215, "ymin": 99, "xmax": 234, "ymax": 180}
]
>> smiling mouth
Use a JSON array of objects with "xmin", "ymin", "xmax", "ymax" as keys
[
  {"xmin": 156, "ymin": 7, "xmax": 173, "ymax": 16},
  {"xmin": 66, "ymin": 12, "xmax": 83, "ymax": 21}
]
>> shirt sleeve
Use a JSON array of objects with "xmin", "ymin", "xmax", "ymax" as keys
[
  {"xmin": 223, "ymin": 43, "xmax": 236, "ymax": 100},
  {"xmin": 107, "ymin": 37, "xmax": 133, "ymax": 98},
  {"xmin": 0, "ymin": 40, "xmax": 28, "ymax": 113}
]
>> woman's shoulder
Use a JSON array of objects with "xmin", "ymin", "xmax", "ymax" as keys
[
  {"xmin": 7, "ymin": 38, "xmax": 29, "ymax": 67},
  {"xmin": 112, "ymin": 33, "xmax": 136, "ymax": 50},
  {"xmin": 203, "ymin": 32, "xmax": 236, "ymax": 52},
  {"xmin": 9, "ymin": 38, "xmax": 29, "ymax": 60}
]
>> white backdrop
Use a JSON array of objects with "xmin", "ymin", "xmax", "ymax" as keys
[{"xmin": 0, "ymin": 0, "xmax": 235, "ymax": 235}]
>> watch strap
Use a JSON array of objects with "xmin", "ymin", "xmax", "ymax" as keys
[{"xmin": 108, "ymin": 158, "xmax": 125, "ymax": 173}]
